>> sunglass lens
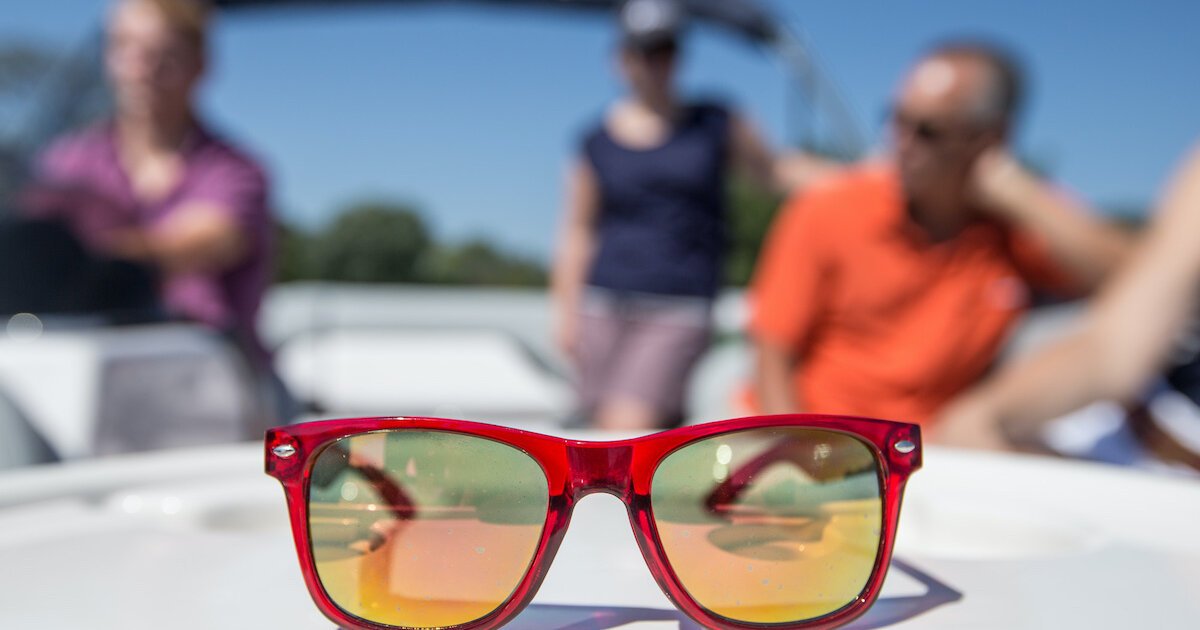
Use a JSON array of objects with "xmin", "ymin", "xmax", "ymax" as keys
[
  {"xmin": 307, "ymin": 430, "xmax": 549, "ymax": 628},
  {"xmin": 914, "ymin": 121, "xmax": 943, "ymax": 142},
  {"xmin": 651, "ymin": 428, "xmax": 883, "ymax": 624},
  {"xmin": 891, "ymin": 110, "xmax": 946, "ymax": 143}
]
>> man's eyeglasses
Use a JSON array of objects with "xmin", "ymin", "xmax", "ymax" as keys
[
  {"xmin": 266, "ymin": 414, "xmax": 921, "ymax": 629},
  {"xmin": 890, "ymin": 108, "xmax": 986, "ymax": 145}
]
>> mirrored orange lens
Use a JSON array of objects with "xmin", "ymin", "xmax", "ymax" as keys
[
  {"xmin": 307, "ymin": 430, "xmax": 549, "ymax": 628},
  {"xmin": 651, "ymin": 428, "xmax": 882, "ymax": 624}
]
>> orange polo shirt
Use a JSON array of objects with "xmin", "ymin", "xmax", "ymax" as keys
[{"xmin": 748, "ymin": 165, "xmax": 1079, "ymax": 425}]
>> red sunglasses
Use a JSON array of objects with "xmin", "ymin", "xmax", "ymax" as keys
[{"xmin": 265, "ymin": 414, "xmax": 921, "ymax": 630}]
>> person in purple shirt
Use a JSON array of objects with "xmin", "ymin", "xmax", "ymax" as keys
[{"xmin": 32, "ymin": 0, "xmax": 274, "ymax": 367}]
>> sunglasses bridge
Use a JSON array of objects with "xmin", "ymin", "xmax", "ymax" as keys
[{"xmin": 563, "ymin": 442, "xmax": 636, "ymax": 500}]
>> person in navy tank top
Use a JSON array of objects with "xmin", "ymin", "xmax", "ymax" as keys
[{"xmin": 551, "ymin": 0, "xmax": 841, "ymax": 430}]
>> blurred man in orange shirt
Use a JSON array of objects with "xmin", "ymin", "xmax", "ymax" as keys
[{"xmin": 748, "ymin": 41, "xmax": 1132, "ymax": 425}]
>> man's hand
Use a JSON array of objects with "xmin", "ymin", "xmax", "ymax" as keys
[
  {"xmin": 930, "ymin": 395, "xmax": 1012, "ymax": 451},
  {"xmin": 970, "ymin": 147, "xmax": 1042, "ymax": 220}
]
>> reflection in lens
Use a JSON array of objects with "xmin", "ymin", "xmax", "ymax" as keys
[
  {"xmin": 308, "ymin": 431, "xmax": 549, "ymax": 628},
  {"xmin": 652, "ymin": 428, "xmax": 882, "ymax": 624}
]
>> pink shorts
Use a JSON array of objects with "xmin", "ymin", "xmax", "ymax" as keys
[{"xmin": 575, "ymin": 288, "xmax": 713, "ymax": 426}]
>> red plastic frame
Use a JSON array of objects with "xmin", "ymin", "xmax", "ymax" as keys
[{"xmin": 265, "ymin": 414, "xmax": 921, "ymax": 630}]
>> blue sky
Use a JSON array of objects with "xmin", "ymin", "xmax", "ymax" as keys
[{"xmin": 6, "ymin": 1, "xmax": 1200, "ymax": 260}]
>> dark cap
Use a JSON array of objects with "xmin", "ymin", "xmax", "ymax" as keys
[{"xmin": 619, "ymin": 0, "xmax": 686, "ymax": 50}]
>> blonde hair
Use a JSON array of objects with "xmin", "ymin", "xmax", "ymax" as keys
[{"xmin": 122, "ymin": 0, "xmax": 212, "ymax": 55}]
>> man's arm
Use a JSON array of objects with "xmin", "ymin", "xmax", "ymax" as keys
[
  {"xmin": 972, "ymin": 148, "xmax": 1134, "ymax": 290},
  {"xmin": 937, "ymin": 145, "xmax": 1200, "ymax": 448},
  {"xmin": 107, "ymin": 157, "xmax": 266, "ymax": 275},
  {"xmin": 107, "ymin": 202, "xmax": 248, "ymax": 274},
  {"xmin": 754, "ymin": 338, "xmax": 803, "ymax": 414}
]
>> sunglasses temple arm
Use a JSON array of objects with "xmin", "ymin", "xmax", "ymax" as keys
[
  {"xmin": 311, "ymin": 443, "xmax": 416, "ymax": 520},
  {"xmin": 703, "ymin": 438, "xmax": 848, "ymax": 512},
  {"xmin": 350, "ymin": 463, "xmax": 416, "ymax": 521}
]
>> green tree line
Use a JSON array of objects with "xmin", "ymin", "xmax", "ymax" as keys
[{"xmin": 275, "ymin": 201, "xmax": 548, "ymax": 286}]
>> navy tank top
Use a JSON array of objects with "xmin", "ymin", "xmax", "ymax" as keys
[{"xmin": 582, "ymin": 102, "xmax": 732, "ymax": 298}]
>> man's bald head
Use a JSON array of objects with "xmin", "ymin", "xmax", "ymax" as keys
[{"xmin": 918, "ymin": 41, "xmax": 1024, "ymax": 131}]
